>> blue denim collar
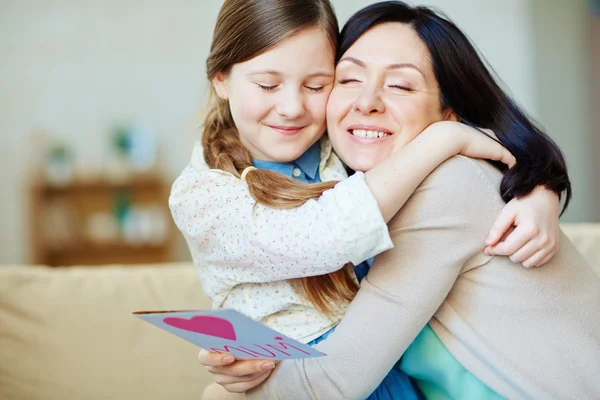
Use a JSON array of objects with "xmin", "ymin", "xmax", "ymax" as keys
[{"xmin": 252, "ymin": 141, "xmax": 321, "ymax": 181}]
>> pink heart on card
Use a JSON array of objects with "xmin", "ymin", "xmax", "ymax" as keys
[{"xmin": 163, "ymin": 316, "xmax": 237, "ymax": 341}]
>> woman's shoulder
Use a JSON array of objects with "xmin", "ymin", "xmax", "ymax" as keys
[
  {"xmin": 421, "ymin": 155, "xmax": 504, "ymax": 200},
  {"xmin": 388, "ymin": 156, "xmax": 506, "ymax": 232}
]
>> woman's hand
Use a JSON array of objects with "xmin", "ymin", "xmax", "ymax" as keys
[
  {"xmin": 198, "ymin": 349, "xmax": 276, "ymax": 393},
  {"xmin": 421, "ymin": 121, "xmax": 516, "ymax": 168},
  {"xmin": 484, "ymin": 186, "xmax": 560, "ymax": 267}
]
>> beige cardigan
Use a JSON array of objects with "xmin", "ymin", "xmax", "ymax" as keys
[{"xmin": 246, "ymin": 156, "xmax": 600, "ymax": 400}]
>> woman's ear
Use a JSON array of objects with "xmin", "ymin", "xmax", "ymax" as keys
[
  {"xmin": 211, "ymin": 72, "xmax": 229, "ymax": 100},
  {"xmin": 443, "ymin": 109, "xmax": 459, "ymax": 122}
]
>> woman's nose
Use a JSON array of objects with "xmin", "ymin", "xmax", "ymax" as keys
[{"xmin": 353, "ymin": 86, "xmax": 385, "ymax": 115}]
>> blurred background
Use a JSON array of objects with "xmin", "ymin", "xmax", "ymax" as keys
[{"xmin": 0, "ymin": 0, "xmax": 598, "ymax": 266}]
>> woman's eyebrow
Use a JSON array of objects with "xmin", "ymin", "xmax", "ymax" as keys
[
  {"xmin": 338, "ymin": 56, "xmax": 366, "ymax": 67},
  {"xmin": 338, "ymin": 56, "xmax": 423, "ymax": 77},
  {"xmin": 387, "ymin": 63, "xmax": 424, "ymax": 77}
]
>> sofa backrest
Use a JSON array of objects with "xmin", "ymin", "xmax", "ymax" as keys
[
  {"xmin": 561, "ymin": 223, "xmax": 600, "ymax": 276},
  {"xmin": 0, "ymin": 263, "xmax": 213, "ymax": 400}
]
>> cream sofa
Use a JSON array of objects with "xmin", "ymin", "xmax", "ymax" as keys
[{"xmin": 1, "ymin": 224, "xmax": 599, "ymax": 400}]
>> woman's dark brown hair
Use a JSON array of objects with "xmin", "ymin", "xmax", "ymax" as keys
[{"xmin": 339, "ymin": 1, "xmax": 571, "ymax": 211}]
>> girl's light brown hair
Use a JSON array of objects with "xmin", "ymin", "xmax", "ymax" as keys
[{"xmin": 203, "ymin": 0, "xmax": 358, "ymax": 316}]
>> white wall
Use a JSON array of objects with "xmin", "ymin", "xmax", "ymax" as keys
[
  {"xmin": 530, "ymin": 0, "xmax": 594, "ymax": 222},
  {"xmin": 593, "ymin": 15, "xmax": 600, "ymax": 221},
  {"xmin": 0, "ymin": 1, "xmax": 594, "ymax": 264},
  {"xmin": 0, "ymin": 1, "xmax": 222, "ymax": 264}
]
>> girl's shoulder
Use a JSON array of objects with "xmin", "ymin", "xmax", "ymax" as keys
[
  {"xmin": 179, "ymin": 141, "xmax": 239, "ymax": 181},
  {"xmin": 170, "ymin": 142, "xmax": 251, "ymax": 211}
]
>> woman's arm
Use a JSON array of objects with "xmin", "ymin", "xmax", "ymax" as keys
[
  {"xmin": 170, "ymin": 122, "xmax": 513, "ymax": 283},
  {"xmin": 198, "ymin": 159, "xmax": 559, "ymax": 393},
  {"xmin": 228, "ymin": 156, "xmax": 501, "ymax": 399}
]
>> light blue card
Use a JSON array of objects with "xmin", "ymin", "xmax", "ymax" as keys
[{"xmin": 133, "ymin": 309, "xmax": 325, "ymax": 360}]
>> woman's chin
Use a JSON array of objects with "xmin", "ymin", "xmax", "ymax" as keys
[{"xmin": 344, "ymin": 157, "xmax": 379, "ymax": 173}]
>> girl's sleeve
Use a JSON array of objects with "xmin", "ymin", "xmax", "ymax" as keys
[
  {"xmin": 244, "ymin": 156, "xmax": 501, "ymax": 399},
  {"xmin": 169, "ymin": 166, "xmax": 393, "ymax": 283}
]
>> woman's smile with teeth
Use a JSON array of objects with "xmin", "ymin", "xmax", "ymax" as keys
[{"xmin": 350, "ymin": 129, "xmax": 391, "ymax": 138}]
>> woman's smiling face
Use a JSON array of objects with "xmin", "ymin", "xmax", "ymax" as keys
[{"xmin": 327, "ymin": 22, "xmax": 454, "ymax": 172}]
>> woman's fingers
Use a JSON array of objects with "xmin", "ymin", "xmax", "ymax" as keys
[
  {"xmin": 198, "ymin": 349, "xmax": 235, "ymax": 367},
  {"xmin": 222, "ymin": 369, "xmax": 274, "ymax": 393},
  {"xmin": 211, "ymin": 370, "xmax": 270, "ymax": 385},
  {"xmin": 198, "ymin": 348, "xmax": 276, "ymax": 393},
  {"xmin": 205, "ymin": 358, "xmax": 275, "ymax": 377}
]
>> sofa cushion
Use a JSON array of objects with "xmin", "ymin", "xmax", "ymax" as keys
[
  {"xmin": 561, "ymin": 223, "xmax": 600, "ymax": 276},
  {"xmin": 0, "ymin": 263, "xmax": 213, "ymax": 400}
]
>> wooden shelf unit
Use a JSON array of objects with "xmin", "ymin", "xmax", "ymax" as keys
[{"xmin": 29, "ymin": 175, "xmax": 175, "ymax": 266}]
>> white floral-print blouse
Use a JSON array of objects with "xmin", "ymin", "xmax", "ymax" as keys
[{"xmin": 169, "ymin": 137, "xmax": 393, "ymax": 342}]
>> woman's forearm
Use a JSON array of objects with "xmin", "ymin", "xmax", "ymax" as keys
[
  {"xmin": 245, "ymin": 157, "xmax": 497, "ymax": 400},
  {"xmin": 245, "ymin": 278, "xmax": 435, "ymax": 400}
]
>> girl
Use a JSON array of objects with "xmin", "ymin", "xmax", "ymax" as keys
[{"xmin": 170, "ymin": 0, "xmax": 564, "ymax": 398}]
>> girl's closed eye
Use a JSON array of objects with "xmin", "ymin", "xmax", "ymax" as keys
[
  {"xmin": 306, "ymin": 85, "xmax": 325, "ymax": 93},
  {"xmin": 257, "ymin": 83, "xmax": 278, "ymax": 91}
]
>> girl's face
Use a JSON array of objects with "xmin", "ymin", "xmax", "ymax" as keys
[
  {"xmin": 212, "ymin": 26, "xmax": 335, "ymax": 162},
  {"xmin": 327, "ymin": 23, "xmax": 454, "ymax": 172}
]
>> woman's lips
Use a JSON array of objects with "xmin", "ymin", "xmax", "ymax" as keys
[
  {"xmin": 347, "ymin": 124, "xmax": 393, "ymax": 143},
  {"xmin": 267, "ymin": 124, "xmax": 305, "ymax": 136}
]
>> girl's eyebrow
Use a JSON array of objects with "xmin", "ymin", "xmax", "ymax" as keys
[
  {"xmin": 246, "ymin": 69, "xmax": 280, "ymax": 76},
  {"xmin": 246, "ymin": 70, "xmax": 333, "ymax": 78}
]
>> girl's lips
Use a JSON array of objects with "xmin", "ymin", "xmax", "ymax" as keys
[{"xmin": 267, "ymin": 125, "xmax": 306, "ymax": 136}]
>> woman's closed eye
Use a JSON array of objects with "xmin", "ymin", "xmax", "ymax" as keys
[
  {"xmin": 338, "ymin": 78, "xmax": 362, "ymax": 85},
  {"xmin": 388, "ymin": 84, "xmax": 414, "ymax": 92}
]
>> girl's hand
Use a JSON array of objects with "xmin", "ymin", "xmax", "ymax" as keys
[
  {"xmin": 198, "ymin": 349, "xmax": 276, "ymax": 393},
  {"xmin": 484, "ymin": 186, "xmax": 560, "ymax": 267},
  {"xmin": 422, "ymin": 121, "xmax": 516, "ymax": 168}
]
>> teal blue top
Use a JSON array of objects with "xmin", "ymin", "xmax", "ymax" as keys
[{"xmin": 400, "ymin": 325, "xmax": 504, "ymax": 399}]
